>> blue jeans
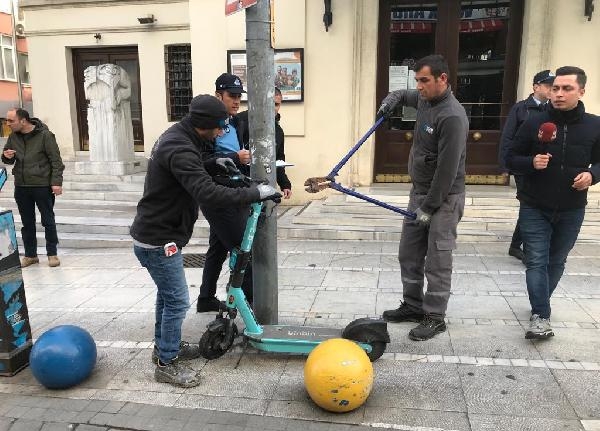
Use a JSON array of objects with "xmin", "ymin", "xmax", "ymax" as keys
[
  {"xmin": 519, "ymin": 204, "xmax": 584, "ymax": 319},
  {"xmin": 134, "ymin": 245, "xmax": 190, "ymax": 364}
]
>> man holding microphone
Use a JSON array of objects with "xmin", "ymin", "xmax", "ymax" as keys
[{"xmin": 506, "ymin": 66, "xmax": 600, "ymax": 340}]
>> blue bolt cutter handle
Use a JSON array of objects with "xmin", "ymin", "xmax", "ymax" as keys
[{"xmin": 304, "ymin": 116, "xmax": 416, "ymax": 219}]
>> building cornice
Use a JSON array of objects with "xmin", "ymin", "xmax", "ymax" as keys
[
  {"xmin": 26, "ymin": 23, "xmax": 189, "ymax": 37},
  {"xmin": 20, "ymin": 0, "xmax": 186, "ymax": 10}
]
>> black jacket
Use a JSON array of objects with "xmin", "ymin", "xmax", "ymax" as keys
[
  {"xmin": 2, "ymin": 119, "xmax": 64, "ymax": 187},
  {"xmin": 130, "ymin": 116, "xmax": 260, "ymax": 248},
  {"xmin": 499, "ymin": 95, "xmax": 547, "ymax": 172},
  {"xmin": 236, "ymin": 110, "xmax": 292, "ymax": 190},
  {"xmin": 506, "ymin": 102, "xmax": 600, "ymax": 210}
]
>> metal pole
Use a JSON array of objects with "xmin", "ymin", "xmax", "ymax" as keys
[
  {"xmin": 245, "ymin": 0, "xmax": 278, "ymax": 324},
  {"xmin": 9, "ymin": 0, "xmax": 23, "ymax": 108}
]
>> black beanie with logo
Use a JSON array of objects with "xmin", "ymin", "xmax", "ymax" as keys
[{"xmin": 188, "ymin": 94, "xmax": 228, "ymax": 129}]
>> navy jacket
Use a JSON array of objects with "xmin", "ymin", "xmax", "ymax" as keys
[
  {"xmin": 506, "ymin": 102, "xmax": 600, "ymax": 210},
  {"xmin": 499, "ymin": 94, "xmax": 547, "ymax": 173}
]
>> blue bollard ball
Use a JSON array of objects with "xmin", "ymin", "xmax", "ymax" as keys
[{"xmin": 30, "ymin": 325, "xmax": 97, "ymax": 389}]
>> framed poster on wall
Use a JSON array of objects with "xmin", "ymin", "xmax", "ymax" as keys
[{"xmin": 227, "ymin": 48, "xmax": 304, "ymax": 102}]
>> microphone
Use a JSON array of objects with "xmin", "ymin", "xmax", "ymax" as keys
[{"xmin": 537, "ymin": 122, "xmax": 557, "ymax": 153}]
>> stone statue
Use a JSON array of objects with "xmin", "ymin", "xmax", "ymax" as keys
[{"xmin": 84, "ymin": 64, "xmax": 134, "ymax": 163}]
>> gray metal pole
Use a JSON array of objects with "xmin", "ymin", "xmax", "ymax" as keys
[{"xmin": 245, "ymin": 0, "xmax": 278, "ymax": 324}]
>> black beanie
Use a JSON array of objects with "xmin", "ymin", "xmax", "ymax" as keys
[{"xmin": 188, "ymin": 94, "xmax": 228, "ymax": 129}]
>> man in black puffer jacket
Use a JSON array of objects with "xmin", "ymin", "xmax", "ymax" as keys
[
  {"xmin": 131, "ymin": 94, "xmax": 280, "ymax": 388},
  {"xmin": 506, "ymin": 66, "xmax": 600, "ymax": 340}
]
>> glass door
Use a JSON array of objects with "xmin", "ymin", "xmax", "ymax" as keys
[{"xmin": 374, "ymin": 0, "xmax": 524, "ymax": 183}]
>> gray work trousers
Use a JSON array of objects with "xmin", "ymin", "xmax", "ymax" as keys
[{"xmin": 398, "ymin": 191, "xmax": 465, "ymax": 318}]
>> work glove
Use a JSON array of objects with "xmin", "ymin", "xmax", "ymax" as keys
[
  {"xmin": 377, "ymin": 91, "xmax": 402, "ymax": 118},
  {"xmin": 215, "ymin": 157, "xmax": 240, "ymax": 174},
  {"xmin": 414, "ymin": 207, "xmax": 432, "ymax": 227},
  {"xmin": 256, "ymin": 184, "xmax": 282, "ymax": 202}
]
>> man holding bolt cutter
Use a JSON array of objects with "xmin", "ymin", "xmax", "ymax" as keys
[{"xmin": 378, "ymin": 55, "xmax": 468, "ymax": 341}]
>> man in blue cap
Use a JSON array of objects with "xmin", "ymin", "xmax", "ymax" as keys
[
  {"xmin": 499, "ymin": 69, "xmax": 555, "ymax": 263},
  {"xmin": 197, "ymin": 73, "xmax": 255, "ymax": 312}
]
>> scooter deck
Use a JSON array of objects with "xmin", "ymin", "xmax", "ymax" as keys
[{"xmin": 245, "ymin": 325, "xmax": 343, "ymax": 354}]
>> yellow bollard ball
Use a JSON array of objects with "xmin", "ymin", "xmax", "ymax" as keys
[{"xmin": 303, "ymin": 338, "xmax": 374, "ymax": 413}]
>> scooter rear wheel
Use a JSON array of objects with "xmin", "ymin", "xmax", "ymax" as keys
[
  {"xmin": 199, "ymin": 323, "xmax": 238, "ymax": 360},
  {"xmin": 346, "ymin": 331, "xmax": 386, "ymax": 361}
]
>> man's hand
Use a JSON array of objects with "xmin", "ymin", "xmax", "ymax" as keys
[
  {"xmin": 533, "ymin": 153, "xmax": 551, "ymax": 170},
  {"xmin": 281, "ymin": 189, "xmax": 292, "ymax": 199},
  {"xmin": 377, "ymin": 91, "xmax": 402, "ymax": 118},
  {"xmin": 51, "ymin": 186, "xmax": 62, "ymax": 196},
  {"xmin": 3, "ymin": 149, "xmax": 15, "ymax": 159},
  {"xmin": 237, "ymin": 149, "xmax": 251, "ymax": 165},
  {"xmin": 414, "ymin": 207, "xmax": 432, "ymax": 227},
  {"xmin": 573, "ymin": 172, "xmax": 593, "ymax": 191},
  {"xmin": 215, "ymin": 157, "xmax": 239, "ymax": 174}
]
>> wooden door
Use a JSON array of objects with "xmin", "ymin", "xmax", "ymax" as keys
[
  {"xmin": 72, "ymin": 47, "xmax": 144, "ymax": 152},
  {"xmin": 374, "ymin": 0, "xmax": 524, "ymax": 184}
]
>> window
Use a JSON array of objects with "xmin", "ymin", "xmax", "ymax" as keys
[
  {"xmin": 18, "ymin": 52, "xmax": 29, "ymax": 84},
  {"xmin": 0, "ymin": 35, "xmax": 15, "ymax": 81},
  {"xmin": 165, "ymin": 44, "xmax": 192, "ymax": 121}
]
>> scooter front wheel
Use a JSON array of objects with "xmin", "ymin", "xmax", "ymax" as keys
[{"xmin": 199, "ymin": 323, "xmax": 238, "ymax": 360}]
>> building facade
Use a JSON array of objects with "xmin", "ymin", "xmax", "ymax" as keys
[
  {"xmin": 0, "ymin": 1, "xmax": 32, "ymax": 137},
  {"xmin": 19, "ymin": 0, "xmax": 600, "ymax": 203}
]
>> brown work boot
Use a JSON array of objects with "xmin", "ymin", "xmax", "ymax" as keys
[
  {"xmin": 20, "ymin": 256, "xmax": 39, "ymax": 268},
  {"xmin": 48, "ymin": 255, "xmax": 60, "ymax": 267}
]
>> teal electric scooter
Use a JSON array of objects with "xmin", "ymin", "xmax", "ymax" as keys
[{"xmin": 198, "ymin": 172, "xmax": 390, "ymax": 362}]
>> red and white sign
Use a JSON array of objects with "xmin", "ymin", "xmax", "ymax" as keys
[{"xmin": 225, "ymin": 0, "xmax": 258, "ymax": 16}]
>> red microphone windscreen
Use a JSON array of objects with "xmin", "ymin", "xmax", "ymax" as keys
[{"xmin": 538, "ymin": 122, "xmax": 557, "ymax": 143}]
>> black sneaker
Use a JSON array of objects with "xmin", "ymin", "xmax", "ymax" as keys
[
  {"xmin": 408, "ymin": 316, "xmax": 446, "ymax": 341},
  {"xmin": 382, "ymin": 302, "xmax": 424, "ymax": 323},
  {"xmin": 155, "ymin": 361, "xmax": 200, "ymax": 388},
  {"xmin": 508, "ymin": 246, "xmax": 525, "ymax": 263},
  {"xmin": 151, "ymin": 341, "xmax": 201, "ymax": 364},
  {"xmin": 196, "ymin": 296, "xmax": 226, "ymax": 313}
]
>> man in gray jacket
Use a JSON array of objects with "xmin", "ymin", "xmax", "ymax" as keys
[{"xmin": 378, "ymin": 55, "xmax": 468, "ymax": 341}]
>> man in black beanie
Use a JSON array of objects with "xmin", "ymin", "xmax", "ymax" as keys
[{"xmin": 130, "ymin": 94, "xmax": 280, "ymax": 388}]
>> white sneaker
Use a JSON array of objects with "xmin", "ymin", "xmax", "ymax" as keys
[{"xmin": 525, "ymin": 314, "xmax": 554, "ymax": 339}]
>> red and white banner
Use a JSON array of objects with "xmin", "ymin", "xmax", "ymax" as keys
[{"xmin": 225, "ymin": 0, "xmax": 257, "ymax": 16}]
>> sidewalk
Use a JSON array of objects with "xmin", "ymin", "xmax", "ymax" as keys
[{"xmin": 1, "ymin": 239, "xmax": 600, "ymax": 431}]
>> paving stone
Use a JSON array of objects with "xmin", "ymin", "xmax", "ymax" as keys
[
  {"xmin": 534, "ymin": 328, "xmax": 600, "ymax": 363},
  {"xmin": 321, "ymin": 269, "xmax": 379, "ymax": 289},
  {"xmin": 8, "ymin": 419, "xmax": 43, "ymax": 431},
  {"xmin": 505, "ymin": 296, "xmax": 596, "ymax": 323},
  {"xmin": 265, "ymin": 400, "xmax": 365, "ymax": 424},
  {"xmin": 469, "ymin": 414, "xmax": 583, "ymax": 431},
  {"xmin": 459, "ymin": 365, "xmax": 576, "ymax": 418},
  {"xmin": 40, "ymin": 423, "xmax": 72, "ymax": 431},
  {"xmin": 364, "ymin": 406, "xmax": 470, "ymax": 431},
  {"xmin": 553, "ymin": 370, "xmax": 600, "ymax": 418},
  {"xmin": 0, "ymin": 418, "xmax": 13, "ymax": 431},
  {"xmin": 448, "ymin": 324, "xmax": 542, "ymax": 359},
  {"xmin": 366, "ymin": 361, "xmax": 466, "ymax": 412},
  {"xmin": 312, "ymin": 290, "xmax": 376, "ymax": 315},
  {"xmin": 446, "ymin": 295, "xmax": 516, "ymax": 320}
]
